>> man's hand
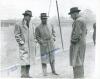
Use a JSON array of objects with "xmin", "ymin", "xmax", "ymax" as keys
[{"xmin": 19, "ymin": 40, "xmax": 24, "ymax": 46}]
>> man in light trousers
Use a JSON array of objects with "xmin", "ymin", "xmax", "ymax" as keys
[{"xmin": 35, "ymin": 13, "xmax": 58, "ymax": 76}]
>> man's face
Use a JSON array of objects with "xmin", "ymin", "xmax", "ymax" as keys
[
  {"xmin": 41, "ymin": 18, "xmax": 47, "ymax": 24},
  {"xmin": 24, "ymin": 15, "xmax": 32, "ymax": 22},
  {"xmin": 70, "ymin": 12, "xmax": 79, "ymax": 20}
]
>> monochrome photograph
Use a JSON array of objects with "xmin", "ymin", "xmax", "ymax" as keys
[{"xmin": 0, "ymin": 0, "xmax": 97, "ymax": 78}]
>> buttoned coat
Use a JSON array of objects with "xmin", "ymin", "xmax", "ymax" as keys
[{"xmin": 35, "ymin": 23, "xmax": 56, "ymax": 64}]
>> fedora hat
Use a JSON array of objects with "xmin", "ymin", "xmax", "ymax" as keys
[
  {"xmin": 68, "ymin": 7, "xmax": 81, "ymax": 15},
  {"xmin": 40, "ymin": 13, "xmax": 48, "ymax": 19},
  {"xmin": 22, "ymin": 10, "xmax": 32, "ymax": 17}
]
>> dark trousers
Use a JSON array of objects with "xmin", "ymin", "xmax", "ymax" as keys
[
  {"xmin": 21, "ymin": 65, "xmax": 30, "ymax": 78},
  {"xmin": 73, "ymin": 65, "xmax": 84, "ymax": 78}
]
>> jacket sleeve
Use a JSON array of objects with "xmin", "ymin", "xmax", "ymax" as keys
[
  {"xmin": 35, "ymin": 27, "xmax": 44, "ymax": 45},
  {"xmin": 71, "ymin": 21, "xmax": 82, "ymax": 43},
  {"xmin": 51, "ymin": 24, "xmax": 56, "ymax": 41},
  {"xmin": 14, "ymin": 24, "xmax": 24, "ymax": 45}
]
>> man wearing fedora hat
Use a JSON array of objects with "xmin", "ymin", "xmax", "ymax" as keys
[
  {"xmin": 35, "ymin": 13, "xmax": 58, "ymax": 76},
  {"xmin": 14, "ymin": 10, "xmax": 35, "ymax": 78},
  {"xmin": 68, "ymin": 7, "xmax": 87, "ymax": 78}
]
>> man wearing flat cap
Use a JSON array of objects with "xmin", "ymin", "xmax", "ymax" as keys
[
  {"xmin": 68, "ymin": 7, "xmax": 87, "ymax": 78},
  {"xmin": 14, "ymin": 10, "xmax": 35, "ymax": 78},
  {"xmin": 35, "ymin": 13, "xmax": 58, "ymax": 76}
]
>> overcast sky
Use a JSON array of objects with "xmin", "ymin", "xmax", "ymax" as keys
[{"xmin": 0, "ymin": 0, "xmax": 96, "ymax": 20}]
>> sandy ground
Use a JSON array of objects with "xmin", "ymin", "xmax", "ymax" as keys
[{"xmin": 0, "ymin": 24, "xmax": 95, "ymax": 78}]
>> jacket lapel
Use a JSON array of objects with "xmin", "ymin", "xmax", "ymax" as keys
[{"xmin": 22, "ymin": 20, "xmax": 28, "ymax": 30}]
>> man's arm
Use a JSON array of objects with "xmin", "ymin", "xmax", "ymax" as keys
[
  {"xmin": 35, "ymin": 27, "xmax": 44, "ymax": 45},
  {"xmin": 51, "ymin": 24, "xmax": 56, "ymax": 41},
  {"xmin": 14, "ymin": 24, "xmax": 24, "ymax": 45},
  {"xmin": 71, "ymin": 21, "xmax": 82, "ymax": 44}
]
